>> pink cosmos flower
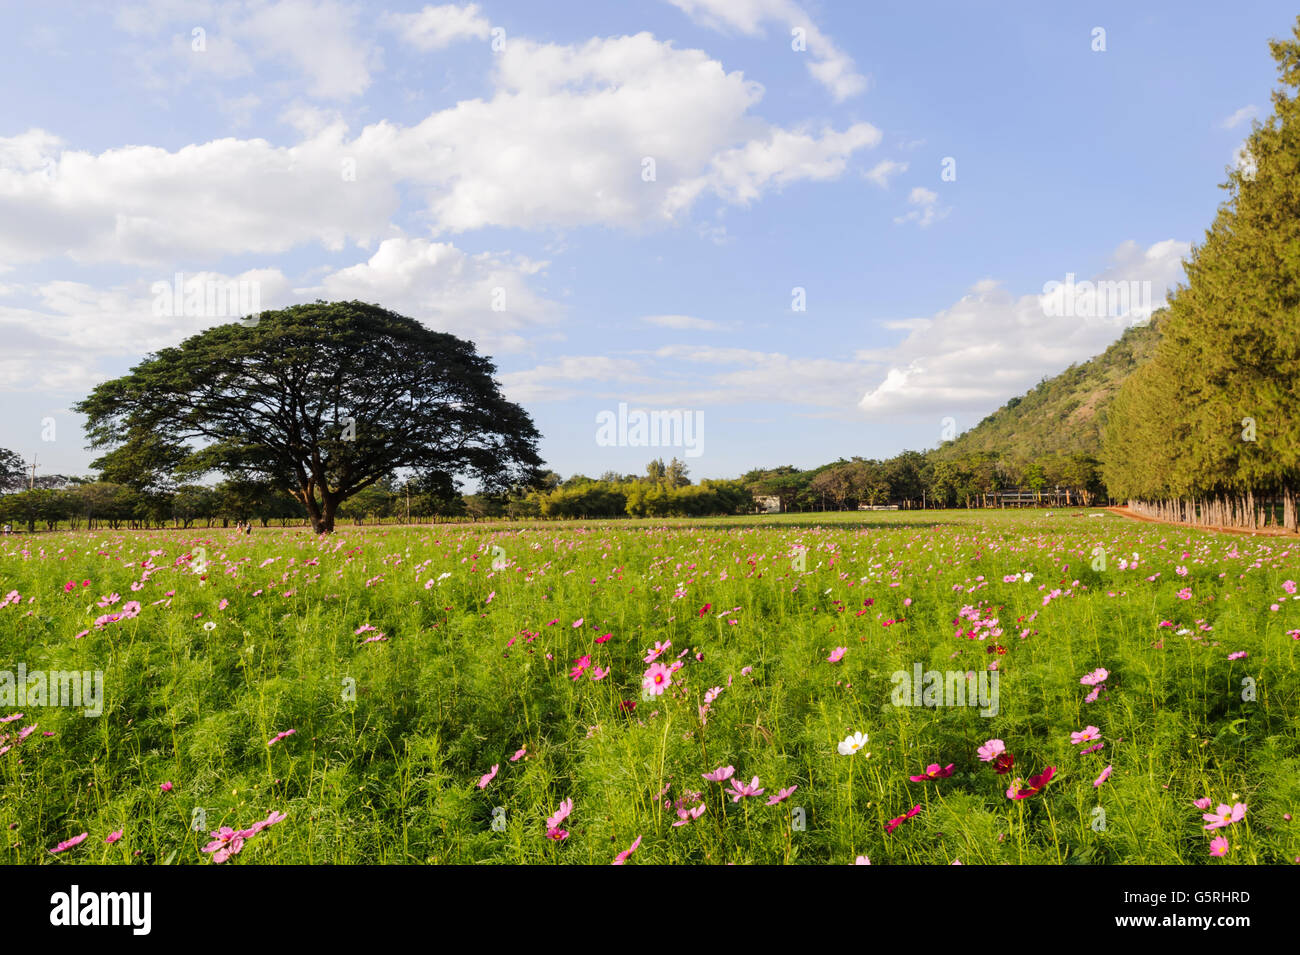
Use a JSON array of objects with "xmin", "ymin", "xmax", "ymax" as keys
[
  {"xmin": 569, "ymin": 654, "xmax": 592, "ymax": 680},
  {"xmin": 160, "ymin": 781, "xmax": 173, "ymax": 792},
  {"xmin": 855, "ymin": 855, "xmax": 871, "ymax": 865},
  {"xmin": 642, "ymin": 661, "xmax": 672, "ymax": 696},
  {"xmin": 1193, "ymin": 797, "xmax": 1213, "ymax": 810},
  {"xmin": 1203, "ymin": 803, "xmax": 1247, "ymax": 830},
  {"xmin": 1080, "ymin": 668, "xmax": 1109, "ymax": 686},
  {"xmin": 827, "ymin": 646, "xmax": 847, "ymax": 664},
  {"xmin": 766, "ymin": 785, "xmax": 798, "ymax": 806},
  {"xmin": 702, "ymin": 765, "xmax": 735, "ymax": 783},
  {"xmin": 909, "ymin": 763, "xmax": 955, "ymax": 782},
  {"xmin": 590, "ymin": 665, "xmax": 609, "ymax": 681},
  {"xmin": 644, "ymin": 640, "xmax": 672, "ymax": 663},
  {"xmin": 672, "ymin": 804, "xmax": 707, "ymax": 827},
  {"xmin": 545, "ymin": 827, "xmax": 568, "ymax": 841},
  {"xmin": 202, "ymin": 827, "xmax": 246, "ymax": 863},
  {"xmin": 50, "ymin": 832, "xmax": 88, "ymax": 854},
  {"xmin": 1093, "ymin": 765, "xmax": 1112, "ymax": 787},
  {"xmin": 728, "ymin": 776, "xmax": 765, "ymax": 802},
  {"xmin": 612, "ymin": 835, "xmax": 642, "ymax": 865},
  {"xmin": 977, "ymin": 739, "xmax": 1006, "ymax": 762},
  {"xmin": 1070, "ymin": 726, "xmax": 1102, "ymax": 745},
  {"xmin": 572, "ymin": 618, "xmax": 584, "ymax": 628},
  {"xmin": 546, "ymin": 798, "xmax": 573, "ymax": 830},
  {"xmin": 511, "ymin": 746, "xmax": 527, "ymax": 762},
  {"xmin": 1209, "ymin": 835, "xmax": 1229, "ymax": 857},
  {"xmin": 267, "ymin": 729, "xmax": 296, "ymax": 747},
  {"xmin": 478, "ymin": 764, "xmax": 499, "ymax": 789},
  {"xmin": 105, "ymin": 830, "xmax": 123, "ymax": 845},
  {"xmin": 1227, "ymin": 651, "xmax": 1247, "ymax": 661}
]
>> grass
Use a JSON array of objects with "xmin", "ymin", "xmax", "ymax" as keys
[{"xmin": 1, "ymin": 507, "xmax": 1297, "ymax": 864}]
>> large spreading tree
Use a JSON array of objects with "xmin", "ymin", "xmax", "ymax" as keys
[{"xmin": 76, "ymin": 301, "xmax": 543, "ymax": 533}]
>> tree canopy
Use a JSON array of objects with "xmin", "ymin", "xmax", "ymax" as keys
[
  {"xmin": 1103, "ymin": 19, "xmax": 1300, "ymax": 507},
  {"xmin": 75, "ymin": 301, "xmax": 543, "ymax": 533}
]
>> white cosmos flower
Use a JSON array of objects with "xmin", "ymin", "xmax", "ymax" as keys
[
  {"xmin": 1023, "ymin": 572, "xmax": 1034, "ymax": 582},
  {"xmin": 838, "ymin": 731, "xmax": 869, "ymax": 756},
  {"xmin": 202, "ymin": 621, "xmax": 217, "ymax": 631}
]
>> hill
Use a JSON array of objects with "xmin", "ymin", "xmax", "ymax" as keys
[{"xmin": 934, "ymin": 315, "xmax": 1162, "ymax": 468}]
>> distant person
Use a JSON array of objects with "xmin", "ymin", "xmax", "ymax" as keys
[
  {"xmin": 2, "ymin": 523, "xmax": 9, "ymax": 535},
  {"xmin": 245, "ymin": 522, "xmax": 252, "ymax": 535}
]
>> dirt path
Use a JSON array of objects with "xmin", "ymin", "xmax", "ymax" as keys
[{"xmin": 1105, "ymin": 505, "xmax": 1300, "ymax": 539}]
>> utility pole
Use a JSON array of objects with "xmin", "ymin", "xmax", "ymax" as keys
[{"xmin": 28, "ymin": 453, "xmax": 37, "ymax": 490}]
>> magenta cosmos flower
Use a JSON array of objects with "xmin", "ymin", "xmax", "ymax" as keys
[
  {"xmin": 612, "ymin": 835, "xmax": 642, "ymax": 865},
  {"xmin": 546, "ymin": 798, "xmax": 573, "ymax": 831},
  {"xmin": 50, "ymin": 832, "xmax": 89, "ymax": 854},
  {"xmin": 885, "ymin": 805, "xmax": 922, "ymax": 835},
  {"xmin": 1209, "ymin": 835, "xmax": 1229, "ymax": 857},
  {"xmin": 728, "ymin": 776, "xmax": 765, "ymax": 802},
  {"xmin": 766, "ymin": 785, "xmax": 798, "ymax": 806},
  {"xmin": 909, "ymin": 763, "xmax": 955, "ymax": 782},
  {"xmin": 672, "ymin": 804, "xmax": 707, "ymax": 827},
  {"xmin": 104, "ymin": 830, "xmax": 123, "ymax": 845},
  {"xmin": 827, "ymin": 647, "xmax": 847, "ymax": 664}
]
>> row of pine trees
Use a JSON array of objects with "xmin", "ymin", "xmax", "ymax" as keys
[{"xmin": 1102, "ymin": 20, "xmax": 1300, "ymax": 530}]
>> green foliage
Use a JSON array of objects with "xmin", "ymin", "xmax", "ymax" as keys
[{"xmin": 1104, "ymin": 20, "xmax": 1300, "ymax": 502}]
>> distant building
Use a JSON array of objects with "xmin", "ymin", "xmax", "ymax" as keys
[{"xmin": 754, "ymin": 494, "xmax": 783, "ymax": 514}]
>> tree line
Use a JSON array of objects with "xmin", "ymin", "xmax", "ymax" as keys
[{"xmin": 1101, "ymin": 21, "xmax": 1300, "ymax": 532}]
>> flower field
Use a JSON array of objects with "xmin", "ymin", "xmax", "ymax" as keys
[{"xmin": 2, "ymin": 508, "xmax": 1298, "ymax": 865}]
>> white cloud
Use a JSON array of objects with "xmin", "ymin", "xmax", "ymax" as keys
[
  {"xmin": 893, "ymin": 186, "xmax": 947, "ymax": 227},
  {"xmin": 0, "ymin": 33, "xmax": 881, "ymax": 265},
  {"xmin": 309, "ymin": 237, "xmax": 561, "ymax": 351},
  {"xmin": 641, "ymin": 314, "xmax": 728, "ymax": 331},
  {"xmin": 498, "ymin": 356, "xmax": 648, "ymax": 403},
  {"xmin": 386, "ymin": 3, "xmax": 491, "ymax": 50},
  {"xmin": 855, "ymin": 239, "xmax": 1190, "ymax": 418},
  {"xmin": 1221, "ymin": 105, "xmax": 1258, "ymax": 129},
  {"xmin": 116, "ymin": 0, "xmax": 380, "ymax": 101},
  {"xmin": 666, "ymin": 0, "xmax": 867, "ymax": 100},
  {"xmin": 863, "ymin": 159, "xmax": 907, "ymax": 188},
  {"xmin": 0, "ymin": 238, "xmax": 559, "ymax": 391}
]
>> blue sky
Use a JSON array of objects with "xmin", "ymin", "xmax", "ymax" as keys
[{"xmin": 1, "ymin": 0, "xmax": 1294, "ymax": 485}]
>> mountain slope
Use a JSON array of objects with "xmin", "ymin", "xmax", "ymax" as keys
[{"xmin": 934, "ymin": 315, "xmax": 1162, "ymax": 465}]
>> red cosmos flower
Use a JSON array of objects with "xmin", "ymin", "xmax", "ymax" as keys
[
  {"xmin": 993, "ymin": 751, "xmax": 1015, "ymax": 775},
  {"xmin": 698, "ymin": 603, "xmax": 712, "ymax": 617},
  {"xmin": 1007, "ymin": 767, "xmax": 1056, "ymax": 800},
  {"xmin": 618, "ymin": 700, "xmax": 637, "ymax": 714}
]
